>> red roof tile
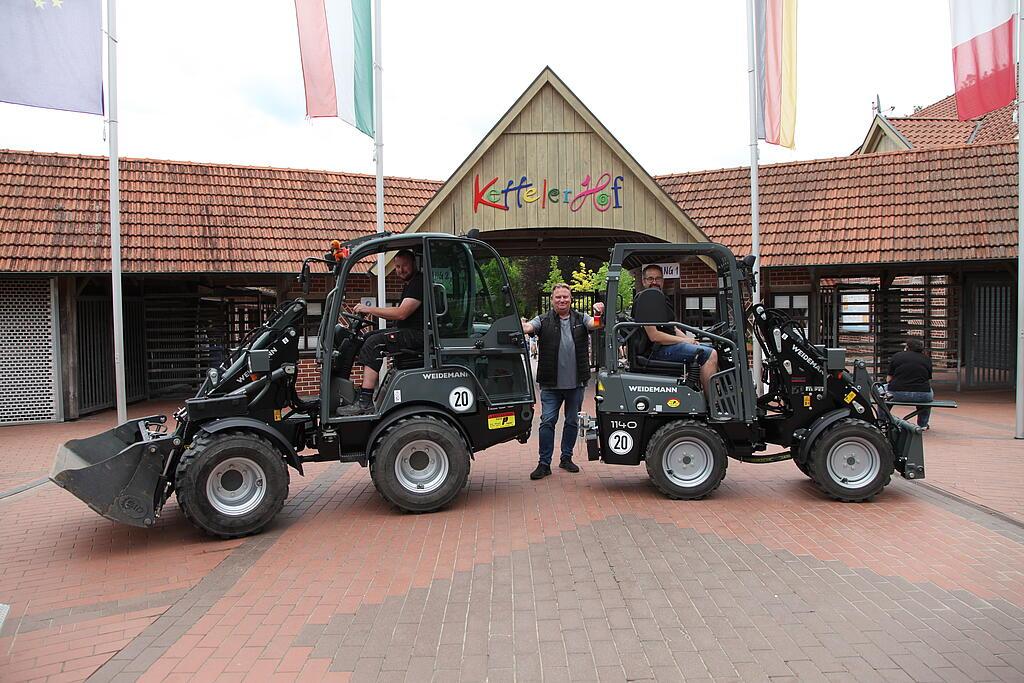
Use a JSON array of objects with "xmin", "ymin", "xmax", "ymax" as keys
[
  {"xmin": 886, "ymin": 93, "xmax": 1016, "ymax": 149},
  {"xmin": 884, "ymin": 117, "xmax": 976, "ymax": 148},
  {"xmin": 3, "ymin": 143, "xmax": 1017, "ymax": 274},
  {"xmin": 0, "ymin": 150, "xmax": 441, "ymax": 274},
  {"xmin": 656, "ymin": 143, "xmax": 1018, "ymax": 268}
]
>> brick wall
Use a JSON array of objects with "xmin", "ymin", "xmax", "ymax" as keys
[
  {"xmin": 765, "ymin": 268, "xmax": 811, "ymax": 291},
  {"xmin": 291, "ymin": 270, "xmax": 410, "ymax": 395},
  {"xmin": 674, "ymin": 261, "xmax": 717, "ymax": 290}
]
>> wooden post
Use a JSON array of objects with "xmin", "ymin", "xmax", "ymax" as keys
[
  {"xmin": 58, "ymin": 276, "xmax": 79, "ymax": 420},
  {"xmin": 276, "ymin": 275, "xmax": 292, "ymax": 305},
  {"xmin": 808, "ymin": 267, "xmax": 820, "ymax": 344}
]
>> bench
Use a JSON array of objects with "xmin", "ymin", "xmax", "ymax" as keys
[
  {"xmin": 885, "ymin": 399, "xmax": 958, "ymax": 409},
  {"xmin": 884, "ymin": 398, "xmax": 958, "ymax": 425}
]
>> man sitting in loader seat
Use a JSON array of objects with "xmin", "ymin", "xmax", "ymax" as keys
[
  {"xmin": 632, "ymin": 264, "xmax": 719, "ymax": 391},
  {"xmin": 340, "ymin": 249, "xmax": 424, "ymax": 414}
]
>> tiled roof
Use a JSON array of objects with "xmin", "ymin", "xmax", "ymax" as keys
[
  {"xmin": 911, "ymin": 94, "xmax": 959, "ymax": 119},
  {"xmin": 0, "ymin": 150, "xmax": 441, "ymax": 274},
  {"xmin": 3, "ymin": 143, "xmax": 1017, "ymax": 274},
  {"xmin": 656, "ymin": 142, "xmax": 1018, "ymax": 268},
  {"xmin": 886, "ymin": 94, "xmax": 1016, "ymax": 149},
  {"xmin": 884, "ymin": 118, "xmax": 976, "ymax": 148}
]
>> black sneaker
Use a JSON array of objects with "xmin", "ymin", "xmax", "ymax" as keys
[
  {"xmin": 336, "ymin": 396, "xmax": 373, "ymax": 416},
  {"xmin": 530, "ymin": 463, "xmax": 551, "ymax": 480},
  {"xmin": 559, "ymin": 459, "xmax": 580, "ymax": 473}
]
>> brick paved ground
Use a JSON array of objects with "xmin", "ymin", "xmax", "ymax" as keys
[{"xmin": 0, "ymin": 391, "xmax": 1022, "ymax": 682}]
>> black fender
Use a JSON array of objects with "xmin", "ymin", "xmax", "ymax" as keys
[
  {"xmin": 366, "ymin": 404, "xmax": 474, "ymax": 463},
  {"xmin": 198, "ymin": 417, "xmax": 303, "ymax": 474},
  {"xmin": 794, "ymin": 408, "xmax": 851, "ymax": 465}
]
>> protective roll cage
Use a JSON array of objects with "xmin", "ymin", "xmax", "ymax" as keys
[
  {"xmin": 305, "ymin": 232, "xmax": 524, "ymax": 428},
  {"xmin": 603, "ymin": 243, "xmax": 759, "ymax": 422}
]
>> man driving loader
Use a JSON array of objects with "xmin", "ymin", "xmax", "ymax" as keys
[
  {"xmin": 633, "ymin": 264, "xmax": 719, "ymax": 390},
  {"xmin": 340, "ymin": 249, "xmax": 424, "ymax": 414}
]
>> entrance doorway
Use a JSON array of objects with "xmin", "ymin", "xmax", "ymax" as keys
[{"xmin": 964, "ymin": 275, "xmax": 1015, "ymax": 388}]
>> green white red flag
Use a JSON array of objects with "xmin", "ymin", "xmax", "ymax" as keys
[{"xmin": 294, "ymin": 0, "xmax": 374, "ymax": 136}]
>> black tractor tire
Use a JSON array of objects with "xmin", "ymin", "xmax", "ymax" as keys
[
  {"xmin": 175, "ymin": 431, "xmax": 290, "ymax": 539},
  {"xmin": 370, "ymin": 415, "xmax": 470, "ymax": 513},
  {"xmin": 645, "ymin": 420, "xmax": 728, "ymax": 500},
  {"xmin": 794, "ymin": 459, "xmax": 812, "ymax": 478},
  {"xmin": 807, "ymin": 418, "xmax": 893, "ymax": 502}
]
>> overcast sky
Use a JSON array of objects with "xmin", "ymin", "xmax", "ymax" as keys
[{"xmin": 0, "ymin": 1, "xmax": 955, "ymax": 181}]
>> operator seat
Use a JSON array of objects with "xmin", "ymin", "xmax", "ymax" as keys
[
  {"xmin": 625, "ymin": 315, "xmax": 688, "ymax": 377},
  {"xmin": 329, "ymin": 323, "xmax": 359, "ymax": 413}
]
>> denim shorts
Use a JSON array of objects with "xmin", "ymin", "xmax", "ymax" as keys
[{"xmin": 651, "ymin": 341, "xmax": 712, "ymax": 366}]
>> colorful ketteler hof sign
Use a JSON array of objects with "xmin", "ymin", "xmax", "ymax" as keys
[{"xmin": 473, "ymin": 173, "xmax": 625, "ymax": 213}]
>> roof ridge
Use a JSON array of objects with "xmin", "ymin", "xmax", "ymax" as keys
[
  {"xmin": 889, "ymin": 116, "xmax": 972, "ymax": 122},
  {"xmin": 654, "ymin": 140, "xmax": 1016, "ymax": 180},
  {"xmin": 0, "ymin": 148, "xmax": 443, "ymax": 185}
]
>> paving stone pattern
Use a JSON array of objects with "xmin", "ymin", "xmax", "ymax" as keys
[
  {"xmin": 290, "ymin": 515, "xmax": 1024, "ymax": 683},
  {"xmin": 1, "ymin": 391, "xmax": 1023, "ymax": 681}
]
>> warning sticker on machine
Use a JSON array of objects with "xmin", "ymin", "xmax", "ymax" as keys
[
  {"xmin": 844, "ymin": 391, "xmax": 857, "ymax": 403},
  {"xmin": 488, "ymin": 412, "xmax": 516, "ymax": 430}
]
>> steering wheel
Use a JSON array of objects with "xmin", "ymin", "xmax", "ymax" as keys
[
  {"xmin": 702, "ymin": 320, "xmax": 732, "ymax": 338},
  {"xmin": 340, "ymin": 311, "xmax": 373, "ymax": 335}
]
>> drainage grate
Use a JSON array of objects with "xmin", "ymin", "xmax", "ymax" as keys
[{"xmin": 0, "ymin": 603, "xmax": 9, "ymax": 633}]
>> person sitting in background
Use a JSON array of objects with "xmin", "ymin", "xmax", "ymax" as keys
[{"xmin": 886, "ymin": 337, "xmax": 933, "ymax": 430}]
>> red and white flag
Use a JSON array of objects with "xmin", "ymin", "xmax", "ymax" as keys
[{"xmin": 949, "ymin": 0, "xmax": 1017, "ymax": 121}]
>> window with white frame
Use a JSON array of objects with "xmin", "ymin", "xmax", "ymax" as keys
[
  {"xmin": 683, "ymin": 294, "xmax": 718, "ymax": 329},
  {"xmin": 772, "ymin": 294, "xmax": 810, "ymax": 335},
  {"xmin": 299, "ymin": 301, "xmax": 324, "ymax": 352}
]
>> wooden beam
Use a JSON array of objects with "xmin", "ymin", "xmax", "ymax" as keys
[{"xmin": 58, "ymin": 276, "xmax": 79, "ymax": 420}]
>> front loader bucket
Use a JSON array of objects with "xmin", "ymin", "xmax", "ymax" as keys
[{"xmin": 50, "ymin": 417, "xmax": 175, "ymax": 528}]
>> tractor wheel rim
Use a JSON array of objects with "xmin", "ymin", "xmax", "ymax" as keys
[
  {"xmin": 826, "ymin": 436, "xmax": 880, "ymax": 489},
  {"xmin": 663, "ymin": 438, "xmax": 713, "ymax": 488},
  {"xmin": 206, "ymin": 457, "xmax": 267, "ymax": 516},
  {"xmin": 395, "ymin": 440, "xmax": 449, "ymax": 494}
]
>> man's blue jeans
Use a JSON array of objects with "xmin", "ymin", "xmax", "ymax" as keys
[
  {"xmin": 650, "ymin": 341, "xmax": 712, "ymax": 365},
  {"xmin": 538, "ymin": 386, "xmax": 585, "ymax": 466},
  {"xmin": 888, "ymin": 389, "xmax": 933, "ymax": 427}
]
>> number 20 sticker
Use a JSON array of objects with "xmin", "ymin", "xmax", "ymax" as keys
[
  {"xmin": 607, "ymin": 430, "xmax": 634, "ymax": 455},
  {"xmin": 449, "ymin": 387, "xmax": 474, "ymax": 412}
]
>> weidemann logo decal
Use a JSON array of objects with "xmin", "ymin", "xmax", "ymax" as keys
[
  {"xmin": 422, "ymin": 371, "xmax": 470, "ymax": 380},
  {"xmin": 627, "ymin": 386, "xmax": 678, "ymax": 393}
]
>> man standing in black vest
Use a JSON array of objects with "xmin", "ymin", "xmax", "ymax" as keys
[{"xmin": 522, "ymin": 283, "xmax": 604, "ymax": 480}]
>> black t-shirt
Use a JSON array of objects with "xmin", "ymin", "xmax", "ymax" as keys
[
  {"xmin": 631, "ymin": 288, "xmax": 675, "ymax": 354},
  {"xmin": 396, "ymin": 274, "xmax": 424, "ymax": 330},
  {"xmin": 888, "ymin": 350, "xmax": 932, "ymax": 392}
]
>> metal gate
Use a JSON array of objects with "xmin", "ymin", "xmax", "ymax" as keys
[
  {"xmin": 820, "ymin": 285, "xmax": 880, "ymax": 376},
  {"xmin": 964, "ymin": 277, "xmax": 1015, "ymax": 388},
  {"xmin": 145, "ymin": 294, "xmax": 275, "ymax": 398},
  {"xmin": 76, "ymin": 297, "xmax": 146, "ymax": 414},
  {"xmin": 820, "ymin": 278, "xmax": 962, "ymax": 385},
  {"xmin": 0, "ymin": 278, "xmax": 60, "ymax": 424},
  {"xmin": 537, "ymin": 290, "xmax": 599, "ymax": 314}
]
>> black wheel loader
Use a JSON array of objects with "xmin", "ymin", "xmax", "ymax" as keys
[
  {"xmin": 51, "ymin": 233, "xmax": 535, "ymax": 538},
  {"xmin": 581, "ymin": 242, "xmax": 930, "ymax": 502}
]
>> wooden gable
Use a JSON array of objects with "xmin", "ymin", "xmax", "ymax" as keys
[
  {"xmin": 406, "ymin": 68, "xmax": 707, "ymax": 250},
  {"xmin": 857, "ymin": 115, "xmax": 912, "ymax": 154}
]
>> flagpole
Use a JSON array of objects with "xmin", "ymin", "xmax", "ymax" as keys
[
  {"xmin": 745, "ymin": 0, "xmax": 764, "ymax": 394},
  {"xmin": 1016, "ymin": 0, "xmax": 1023, "ymax": 438},
  {"xmin": 373, "ymin": 0, "xmax": 385, "ymax": 328},
  {"xmin": 107, "ymin": 0, "xmax": 127, "ymax": 424}
]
